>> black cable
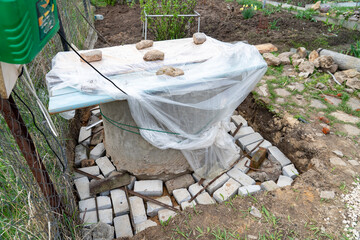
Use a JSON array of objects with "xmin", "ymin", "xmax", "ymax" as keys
[
  {"xmin": 12, "ymin": 90, "xmax": 66, "ymax": 172},
  {"xmin": 57, "ymin": 31, "xmax": 128, "ymax": 95}
]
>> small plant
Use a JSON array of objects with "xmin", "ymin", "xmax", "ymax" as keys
[
  {"xmin": 269, "ymin": 19, "xmax": 279, "ymax": 30},
  {"xmin": 160, "ymin": 216, "xmax": 172, "ymax": 226},
  {"xmin": 295, "ymin": 9, "xmax": 317, "ymax": 22},
  {"xmin": 349, "ymin": 40, "xmax": 360, "ymax": 58},
  {"xmin": 242, "ymin": 7, "xmax": 255, "ymax": 19}
]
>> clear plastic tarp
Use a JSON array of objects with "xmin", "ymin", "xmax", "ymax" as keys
[{"xmin": 46, "ymin": 36, "xmax": 267, "ymax": 178}]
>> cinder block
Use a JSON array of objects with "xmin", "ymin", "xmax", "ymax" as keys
[
  {"xmin": 114, "ymin": 214, "xmax": 133, "ymax": 238},
  {"xmin": 146, "ymin": 196, "xmax": 173, "ymax": 217},
  {"xmin": 195, "ymin": 192, "xmax": 216, "ymax": 205},
  {"xmin": 165, "ymin": 174, "xmax": 195, "ymax": 195},
  {"xmin": 261, "ymin": 180, "xmax": 279, "ymax": 191},
  {"xmin": 268, "ymin": 146, "xmax": 291, "ymax": 167},
  {"xmin": 79, "ymin": 126, "xmax": 91, "ymax": 145},
  {"xmin": 231, "ymin": 115, "xmax": 248, "ymax": 127},
  {"xmin": 233, "ymin": 157, "xmax": 250, "ymax": 173},
  {"xmin": 110, "ymin": 189, "xmax": 129, "ymax": 217},
  {"xmin": 96, "ymin": 196, "xmax": 112, "ymax": 210},
  {"xmin": 95, "ymin": 157, "xmax": 115, "ymax": 177},
  {"xmin": 90, "ymin": 143, "xmax": 106, "ymax": 160},
  {"xmin": 99, "ymin": 208, "xmax": 113, "ymax": 225},
  {"xmin": 158, "ymin": 209, "xmax": 177, "ymax": 223},
  {"xmin": 173, "ymin": 188, "xmax": 191, "ymax": 204},
  {"xmin": 75, "ymin": 144, "xmax": 88, "ymax": 166},
  {"xmin": 74, "ymin": 177, "xmax": 90, "ymax": 200},
  {"xmin": 238, "ymin": 185, "xmax": 261, "ymax": 196},
  {"xmin": 134, "ymin": 180, "xmax": 163, "ymax": 196},
  {"xmin": 234, "ymin": 126, "xmax": 255, "ymax": 139},
  {"xmin": 188, "ymin": 183, "xmax": 204, "ymax": 197},
  {"xmin": 282, "ymin": 164, "xmax": 299, "ymax": 179},
  {"xmin": 180, "ymin": 200, "xmax": 196, "ymax": 210},
  {"xmin": 237, "ymin": 133, "xmax": 263, "ymax": 150},
  {"xmin": 277, "ymin": 175, "xmax": 293, "ymax": 187},
  {"xmin": 79, "ymin": 198, "xmax": 96, "ymax": 212},
  {"xmin": 129, "ymin": 196, "xmax": 147, "ymax": 225},
  {"xmin": 213, "ymin": 178, "xmax": 241, "ymax": 203},
  {"xmin": 136, "ymin": 220, "xmax": 157, "ymax": 234},
  {"xmin": 245, "ymin": 140, "xmax": 272, "ymax": 157},
  {"xmin": 80, "ymin": 211, "xmax": 97, "ymax": 227},
  {"xmin": 73, "ymin": 166, "xmax": 100, "ymax": 179},
  {"xmin": 202, "ymin": 173, "xmax": 230, "ymax": 195},
  {"xmin": 227, "ymin": 168, "xmax": 255, "ymax": 186}
]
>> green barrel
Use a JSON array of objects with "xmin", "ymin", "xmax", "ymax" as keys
[{"xmin": 0, "ymin": 0, "xmax": 60, "ymax": 64}]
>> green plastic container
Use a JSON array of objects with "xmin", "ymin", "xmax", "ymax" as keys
[{"xmin": 0, "ymin": 0, "xmax": 60, "ymax": 64}]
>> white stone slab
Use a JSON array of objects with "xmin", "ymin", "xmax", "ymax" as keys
[
  {"xmin": 195, "ymin": 192, "xmax": 216, "ymax": 205},
  {"xmin": 233, "ymin": 157, "xmax": 250, "ymax": 173},
  {"xmin": 282, "ymin": 164, "xmax": 299, "ymax": 179},
  {"xmin": 110, "ymin": 189, "xmax": 129, "ymax": 217},
  {"xmin": 277, "ymin": 175, "xmax": 293, "ymax": 187},
  {"xmin": 96, "ymin": 196, "xmax": 112, "ymax": 210},
  {"xmin": 96, "ymin": 156, "xmax": 115, "ymax": 177},
  {"xmin": 238, "ymin": 185, "xmax": 261, "ymax": 196},
  {"xmin": 181, "ymin": 200, "xmax": 197, "ymax": 210},
  {"xmin": 146, "ymin": 196, "xmax": 173, "ymax": 217},
  {"xmin": 234, "ymin": 126, "xmax": 255, "ymax": 139},
  {"xmin": 227, "ymin": 168, "xmax": 255, "ymax": 186},
  {"xmin": 136, "ymin": 219, "xmax": 157, "ymax": 234},
  {"xmin": 133, "ymin": 180, "xmax": 163, "ymax": 197},
  {"xmin": 90, "ymin": 143, "xmax": 106, "ymax": 160},
  {"xmin": 188, "ymin": 183, "xmax": 204, "ymax": 197},
  {"xmin": 80, "ymin": 211, "xmax": 97, "ymax": 227},
  {"xmin": 129, "ymin": 196, "xmax": 147, "ymax": 225},
  {"xmin": 245, "ymin": 140, "xmax": 272, "ymax": 157},
  {"xmin": 158, "ymin": 209, "xmax": 177, "ymax": 223},
  {"xmin": 231, "ymin": 115, "xmax": 248, "ymax": 127},
  {"xmin": 114, "ymin": 214, "xmax": 133, "ymax": 238},
  {"xmin": 237, "ymin": 133, "xmax": 263, "ymax": 150},
  {"xmin": 261, "ymin": 180, "xmax": 279, "ymax": 191},
  {"xmin": 79, "ymin": 126, "xmax": 91, "ymax": 145},
  {"xmin": 213, "ymin": 178, "xmax": 241, "ymax": 203},
  {"xmin": 268, "ymin": 146, "xmax": 291, "ymax": 167},
  {"xmin": 73, "ymin": 166, "xmax": 100, "ymax": 179},
  {"xmin": 79, "ymin": 198, "xmax": 96, "ymax": 212},
  {"xmin": 74, "ymin": 177, "xmax": 90, "ymax": 200},
  {"xmin": 99, "ymin": 208, "xmax": 113, "ymax": 225},
  {"xmin": 173, "ymin": 188, "xmax": 191, "ymax": 204},
  {"xmin": 202, "ymin": 173, "xmax": 230, "ymax": 195}
]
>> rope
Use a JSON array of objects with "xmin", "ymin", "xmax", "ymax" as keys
[{"xmin": 99, "ymin": 107, "xmax": 179, "ymax": 135}]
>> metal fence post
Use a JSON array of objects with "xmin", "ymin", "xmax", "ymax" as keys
[{"xmin": 0, "ymin": 95, "xmax": 64, "ymax": 213}]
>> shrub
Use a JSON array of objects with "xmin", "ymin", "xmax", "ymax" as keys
[
  {"xmin": 242, "ymin": 8, "xmax": 255, "ymax": 19},
  {"xmin": 140, "ymin": 0, "xmax": 197, "ymax": 40}
]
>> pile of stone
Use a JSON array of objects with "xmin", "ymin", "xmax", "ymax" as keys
[
  {"xmin": 74, "ymin": 109, "xmax": 299, "ymax": 239},
  {"xmin": 263, "ymin": 47, "xmax": 360, "ymax": 91}
]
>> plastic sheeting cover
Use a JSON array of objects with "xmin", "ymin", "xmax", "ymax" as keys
[{"xmin": 46, "ymin": 36, "xmax": 267, "ymax": 178}]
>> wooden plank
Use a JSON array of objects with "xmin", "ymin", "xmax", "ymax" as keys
[{"xmin": 89, "ymin": 173, "xmax": 131, "ymax": 195}]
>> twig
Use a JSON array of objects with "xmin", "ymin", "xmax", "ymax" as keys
[
  {"xmin": 232, "ymin": 122, "xmax": 243, "ymax": 137},
  {"xmin": 327, "ymin": 70, "xmax": 341, "ymax": 85},
  {"xmin": 127, "ymin": 189, "xmax": 178, "ymax": 212},
  {"xmin": 74, "ymin": 169, "xmax": 101, "ymax": 180}
]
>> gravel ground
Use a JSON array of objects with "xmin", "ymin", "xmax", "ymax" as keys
[{"xmin": 341, "ymin": 178, "xmax": 360, "ymax": 239}]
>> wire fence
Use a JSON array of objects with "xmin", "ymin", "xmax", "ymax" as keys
[{"xmin": 0, "ymin": 0, "xmax": 95, "ymax": 239}]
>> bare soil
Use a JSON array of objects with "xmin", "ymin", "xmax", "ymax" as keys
[{"xmin": 94, "ymin": 1, "xmax": 360, "ymax": 52}]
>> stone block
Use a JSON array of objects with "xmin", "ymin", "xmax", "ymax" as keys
[
  {"xmin": 213, "ymin": 178, "xmax": 241, "ymax": 203},
  {"xmin": 80, "ymin": 211, "xmax": 97, "ymax": 227},
  {"xmin": 73, "ymin": 166, "xmax": 100, "ymax": 179},
  {"xmin": 165, "ymin": 174, "xmax": 195, "ymax": 195},
  {"xmin": 110, "ymin": 189, "xmax": 129, "ymax": 217},
  {"xmin": 238, "ymin": 185, "xmax": 261, "ymax": 196},
  {"xmin": 245, "ymin": 140, "xmax": 272, "ymax": 157},
  {"xmin": 181, "ymin": 200, "xmax": 196, "ymax": 210},
  {"xmin": 237, "ymin": 133, "xmax": 263, "ymax": 150},
  {"xmin": 202, "ymin": 173, "xmax": 230, "ymax": 195},
  {"xmin": 91, "ymin": 222, "xmax": 114, "ymax": 240},
  {"xmin": 193, "ymin": 32, "xmax": 207, "ymax": 44},
  {"xmin": 134, "ymin": 180, "xmax": 163, "ymax": 196},
  {"xmin": 234, "ymin": 127, "xmax": 255, "ymax": 139},
  {"xmin": 261, "ymin": 180, "xmax": 279, "ymax": 191},
  {"xmin": 102, "ymin": 101, "xmax": 191, "ymax": 181},
  {"xmin": 79, "ymin": 198, "xmax": 96, "ymax": 212},
  {"xmin": 330, "ymin": 157, "xmax": 347, "ymax": 166},
  {"xmin": 233, "ymin": 157, "xmax": 250, "ymax": 173},
  {"xmin": 188, "ymin": 183, "xmax": 204, "ymax": 197},
  {"xmin": 79, "ymin": 126, "xmax": 91, "ymax": 146},
  {"xmin": 75, "ymin": 144, "xmax": 88, "ymax": 166},
  {"xmin": 231, "ymin": 115, "xmax": 248, "ymax": 127},
  {"xmin": 282, "ymin": 164, "xmax": 299, "ymax": 179},
  {"xmin": 320, "ymin": 191, "xmax": 335, "ymax": 200},
  {"xmin": 147, "ymin": 196, "xmax": 173, "ymax": 217},
  {"xmin": 99, "ymin": 208, "xmax": 113, "ymax": 225},
  {"xmin": 227, "ymin": 168, "xmax": 255, "ymax": 186},
  {"xmin": 250, "ymin": 206, "xmax": 262, "ymax": 218},
  {"xmin": 135, "ymin": 219, "xmax": 157, "ymax": 234},
  {"xmin": 158, "ymin": 209, "xmax": 177, "ymax": 223},
  {"xmin": 96, "ymin": 156, "xmax": 115, "ymax": 177},
  {"xmin": 114, "ymin": 215, "xmax": 133, "ymax": 238},
  {"xmin": 80, "ymin": 50, "xmax": 102, "ymax": 63},
  {"xmin": 96, "ymin": 196, "xmax": 112, "ymax": 210},
  {"xmin": 90, "ymin": 143, "xmax": 106, "ymax": 160},
  {"xmin": 127, "ymin": 175, "xmax": 137, "ymax": 190},
  {"xmin": 268, "ymin": 146, "xmax": 291, "ymax": 167},
  {"xmin": 129, "ymin": 196, "xmax": 147, "ymax": 225},
  {"xmin": 195, "ymin": 192, "xmax": 216, "ymax": 205},
  {"xmin": 277, "ymin": 175, "xmax": 293, "ymax": 187},
  {"xmin": 74, "ymin": 177, "xmax": 90, "ymax": 200},
  {"xmin": 173, "ymin": 188, "xmax": 191, "ymax": 204}
]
